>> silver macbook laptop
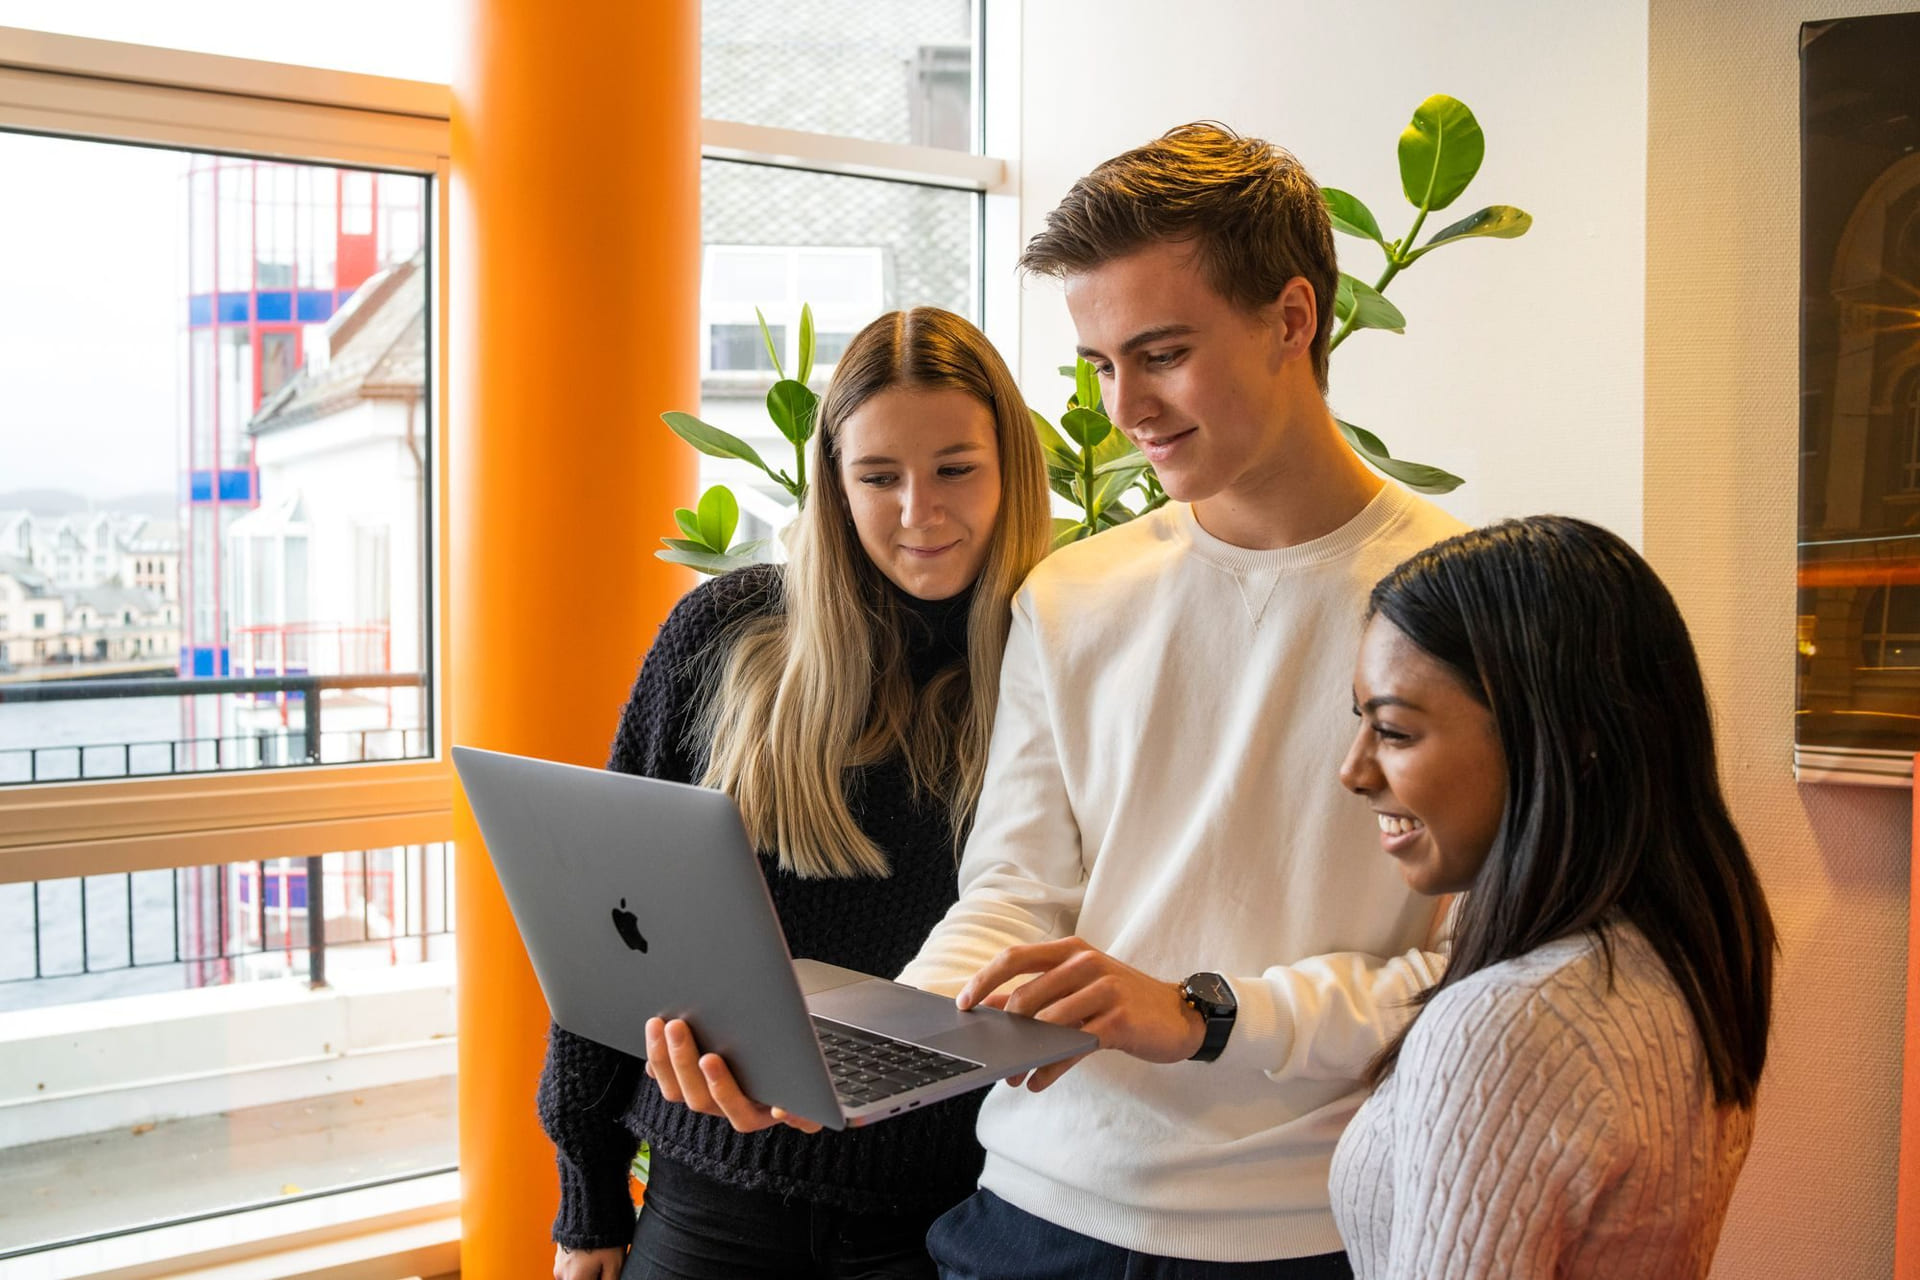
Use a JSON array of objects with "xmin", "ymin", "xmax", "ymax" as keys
[{"xmin": 452, "ymin": 745, "xmax": 1095, "ymax": 1131}]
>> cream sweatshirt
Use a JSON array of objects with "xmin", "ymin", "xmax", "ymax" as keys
[
  {"xmin": 899, "ymin": 483, "xmax": 1467, "ymax": 1262},
  {"xmin": 1329, "ymin": 923, "xmax": 1754, "ymax": 1278}
]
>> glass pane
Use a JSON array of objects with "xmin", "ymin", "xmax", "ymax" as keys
[
  {"xmin": 0, "ymin": 132, "xmax": 433, "ymax": 786},
  {"xmin": 0, "ymin": 846, "xmax": 457, "ymax": 1254},
  {"xmin": 1796, "ymin": 11, "xmax": 1920, "ymax": 755},
  {"xmin": 703, "ymin": 0, "xmax": 977, "ymax": 151},
  {"xmin": 696, "ymin": 158, "xmax": 979, "ymax": 532},
  {"xmin": 711, "ymin": 322, "xmax": 781, "ymax": 372}
]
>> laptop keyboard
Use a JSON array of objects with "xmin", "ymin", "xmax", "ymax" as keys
[{"xmin": 811, "ymin": 1016, "xmax": 982, "ymax": 1108}]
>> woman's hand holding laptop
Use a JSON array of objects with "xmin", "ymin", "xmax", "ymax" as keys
[{"xmin": 644, "ymin": 1016, "xmax": 824, "ymax": 1134}]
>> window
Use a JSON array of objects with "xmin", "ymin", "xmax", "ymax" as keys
[
  {"xmin": 1903, "ymin": 373, "xmax": 1920, "ymax": 493},
  {"xmin": 702, "ymin": 244, "xmax": 885, "ymax": 378},
  {"xmin": 0, "ymin": 32, "xmax": 452, "ymax": 1267},
  {"xmin": 0, "ymin": 135, "xmax": 434, "ymax": 789},
  {"xmin": 1862, "ymin": 585, "xmax": 1920, "ymax": 668}
]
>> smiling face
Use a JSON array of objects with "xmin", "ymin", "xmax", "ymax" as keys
[
  {"xmin": 1339, "ymin": 615, "xmax": 1508, "ymax": 896},
  {"xmin": 837, "ymin": 384, "xmax": 1003, "ymax": 601},
  {"xmin": 1064, "ymin": 238, "xmax": 1319, "ymax": 509}
]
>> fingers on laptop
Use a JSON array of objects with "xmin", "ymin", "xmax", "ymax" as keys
[
  {"xmin": 694, "ymin": 1051, "xmax": 823, "ymax": 1133},
  {"xmin": 645, "ymin": 1016, "xmax": 818, "ymax": 1134}
]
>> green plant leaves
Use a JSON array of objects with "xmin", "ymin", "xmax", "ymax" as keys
[
  {"xmin": 658, "ymin": 487, "xmax": 763, "ymax": 576},
  {"xmin": 766, "ymin": 380, "xmax": 818, "ymax": 446},
  {"xmin": 661, "ymin": 411, "xmax": 772, "ymax": 473},
  {"xmin": 1336, "ymin": 419, "xmax": 1463, "ymax": 494},
  {"xmin": 754, "ymin": 306, "xmax": 786, "ymax": 380},
  {"xmin": 696, "ymin": 484, "xmax": 739, "ymax": 552},
  {"xmin": 1397, "ymin": 95, "xmax": 1484, "ymax": 213},
  {"xmin": 1334, "ymin": 274, "xmax": 1407, "ymax": 334},
  {"xmin": 1030, "ymin": 407, "xmax": 1073, "ymax": 459},
  {"xmin": 1061, "ymin": 406, "xmax": 1112, "ymax": 450},
  {"xmin": 1073, "ymin": 357, "xmax": 1102, "ymax": 415},
  {"xmin": 1090, "ymin": 462, "xmax": 1146, "ymax": 514},
  {"xmin": 1051, "ymin": 517, "xmax": 1086, "ymax": 550},
  {"xmin": 658, "ymin": 544, "xmax": 760, "ymax": 575},
  {"xmin": 1322, "ymin": 188, "xmax": 1386, "ymax": 246},
  {"xmin": 1408, "ymin": 205, "xmax": 1532, "ymax": 261},
  {"xmin": 796, "ymin": 303, "xmax": 816, "ymax": 385}
]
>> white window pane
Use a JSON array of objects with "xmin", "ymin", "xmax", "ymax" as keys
[
  {"xmin": 705, "ymin": 247, "xmax": 788, "ymax": 308},
  {"xmin": 796, "ymin": 250, "xmax": 884, "ymax": 313}
]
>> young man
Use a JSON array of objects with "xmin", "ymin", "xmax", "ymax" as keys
[{"xmin": 892, "ymin": 124, "xmax": 1469, "ymax": 1278}]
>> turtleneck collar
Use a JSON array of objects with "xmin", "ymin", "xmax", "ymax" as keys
[{"xmin": 891, "ymin": 580, "xmax": 974, "ymax": 684}]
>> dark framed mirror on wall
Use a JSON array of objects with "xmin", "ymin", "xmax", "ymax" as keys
[{"xmin": 1797, "ymin": 11, "xmax": 1920, "ymax": 786}]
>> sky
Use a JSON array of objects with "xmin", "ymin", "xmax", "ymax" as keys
[{"xmin": 0, "ymin": 1, "xmax": 454, "ymax": 504}]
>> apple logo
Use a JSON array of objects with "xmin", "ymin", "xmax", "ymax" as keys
[{"xmin": 611, "ymin": 898, "xmax": 648, "ymax": 953}]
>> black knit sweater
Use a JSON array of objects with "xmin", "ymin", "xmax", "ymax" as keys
[{"xmin": 534, "ymin": 565, "xmax": 987, "ymax": 1250}]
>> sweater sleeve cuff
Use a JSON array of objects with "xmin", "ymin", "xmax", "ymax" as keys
[
  {"xmin": 551, "ymin": 1148, "xmax": 640, "ymax": 1252},
  {"xmin": 1213, "ymin": 973, "xmax": 1293, "ymax": 1075}
]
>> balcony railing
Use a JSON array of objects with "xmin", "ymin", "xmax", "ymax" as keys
[
  {"xmin": 0, "ymin": 671, "xmax": 429, "ymax": 785},
  {"xmin": 0, "ymin": 672, "xmax": 442, "ymax": 1005},
  {"xmin": 0, "ymin": 845, "xmax": 455, "ymax": 1007}
]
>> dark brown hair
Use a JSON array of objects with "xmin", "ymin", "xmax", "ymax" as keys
[
  {"xmin": 1019, "ymin": 121, "xmax": 1338, "ymax": 390},
  {"xmin": 1363, "ymin": 516, "xmax": 1776, "ymax": 1108}
]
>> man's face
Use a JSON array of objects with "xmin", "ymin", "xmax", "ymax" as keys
[{"xmin": 1065, "ymin": 239, "xmax": 1310, "ymax": 506}]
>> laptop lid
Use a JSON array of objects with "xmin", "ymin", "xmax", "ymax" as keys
[{"xmin": 451, "ymin": 745, "xmax": 845, "ymax": 1126}]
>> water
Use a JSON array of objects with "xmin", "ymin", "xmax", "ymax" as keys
[{"xmin": 0, "ymin": 696, "xmax": 191, "ymax": 783}]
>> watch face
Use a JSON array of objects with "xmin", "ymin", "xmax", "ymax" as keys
[{"xmin": 1187, "ymin": 972, "xmax": 1234, "ymax": 1012}]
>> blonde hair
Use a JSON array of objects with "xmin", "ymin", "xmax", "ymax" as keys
[{"xmin": 698, "ymin": 308, "xmax": 1051, "ymax": 878}]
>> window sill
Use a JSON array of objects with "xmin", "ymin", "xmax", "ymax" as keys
[{"xmin": 7, "ymin": 1169, "xmax": 459, "ymax": 1280}]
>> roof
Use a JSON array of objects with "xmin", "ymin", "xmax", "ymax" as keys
[
  {"xmin": 250, "ymin": 252, "xmax": 426, "ymax": 435},
  {"xmin": 65, "ymin": 584, "xmax": 163, "ymax": 616},
  {"xmin": 0, "ymin": 556, "xmax": 52, "ymax": 595}
]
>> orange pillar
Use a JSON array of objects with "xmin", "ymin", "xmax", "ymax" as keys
[{"xmin": 450, "ymin": 2, "xmax": 698, "ymax": 1275}]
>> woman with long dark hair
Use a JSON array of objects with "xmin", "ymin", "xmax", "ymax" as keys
[
  {"xmin": 1331, "ymin": 515, "xmax": 1775, "ymax": 1279},
  {"xmin": 537, "ymin": 307, "xmax": 1052, "ymax": 1280}
]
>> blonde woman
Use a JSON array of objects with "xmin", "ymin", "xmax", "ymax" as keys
[{"xmin": 538, "ymin": 307, "xmax": 1052, "ymax": 1280}]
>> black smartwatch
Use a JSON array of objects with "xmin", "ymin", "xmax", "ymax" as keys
[{"xmin": 1179, "ymin": 971, "xmax": 1236, "ymax": 1063}]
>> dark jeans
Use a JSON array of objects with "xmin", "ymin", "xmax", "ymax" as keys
[
  {"xmin": 925, "ymin": 1189, "xmax": 1354, "ymax": 1280},
  {"xmin": 623, "ymin": 1153, "xmax": 949, "ymax": 1280}
]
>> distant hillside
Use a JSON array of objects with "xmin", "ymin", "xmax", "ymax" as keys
[{"xmin": 0, "ymin": 489, "xmax": 175, "ymax": 519}]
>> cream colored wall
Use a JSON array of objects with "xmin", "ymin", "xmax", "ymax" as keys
[
  {"xmin": 1647, "ymin": 2, "xmax": 1911, "ymax": 1275},
  {"xmin": 1015, "ymin": 0, "xmax": 1648, "ymax": 537}
]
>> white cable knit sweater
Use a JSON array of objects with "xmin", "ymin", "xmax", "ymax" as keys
[
  {"xmin": 1329, "ymin": 922, "xmax": 1755, "ymax": 1278},
  {"xmin": 900, "ymin": 484, "xmax": 1466, "ymax": 1261}
]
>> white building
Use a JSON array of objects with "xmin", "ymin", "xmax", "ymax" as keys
[
  {"xmin": 0, "ymin": 558, "xmax": 175, "ymax": 670},
  {"xmin": 235, "ymin": 253, "xmax": 427, "ymax": 760},
  {"xmin": 0, "ymin": 509, "xmax": 181, "ymax": 598}
]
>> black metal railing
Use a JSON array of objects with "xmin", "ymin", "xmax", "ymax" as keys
[
  {"xmin": 0, "ymin": 672, "xmax": 429, "ymax": 786},
  {"xmin": 0, "ymin": 845, "xmax": 456, "ymax": 1000}
]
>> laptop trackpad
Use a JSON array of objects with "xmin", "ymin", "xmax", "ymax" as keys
[{"xmin": 805, "ymin": 975, "xmax": 975, "ymax": 1042}]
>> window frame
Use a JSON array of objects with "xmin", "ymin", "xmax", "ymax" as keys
[{"xmin": 0, "ymin": 27, "xmax": 456, "ymax": 886}]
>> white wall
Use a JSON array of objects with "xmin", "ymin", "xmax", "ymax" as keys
[
  {"xmin": 1646, "ymin": 1, "xmax": 1915, "ymax": 1275},
  {"xmin": 1014, "ymin": 0, "xmax": 1648, "ymax": 540}
]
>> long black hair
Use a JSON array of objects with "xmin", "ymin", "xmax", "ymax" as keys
[{"xmin": 1364, "ymin": 515, "xmax": 1775, "ymax": 1107}]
